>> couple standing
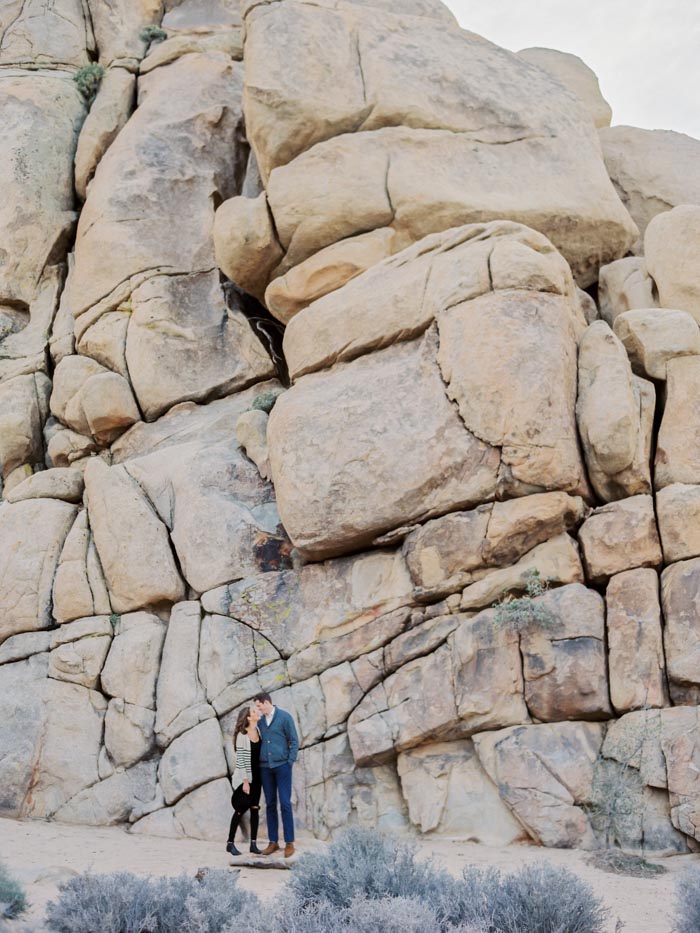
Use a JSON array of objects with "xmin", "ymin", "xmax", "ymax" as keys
[{"xmin": 227, "ymin": 691, "xmax": 299, "ymax": 859}]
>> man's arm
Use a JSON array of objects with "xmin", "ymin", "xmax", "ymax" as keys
[{"xmin": 284, "ymin": 712, "xmax": 299, "ymax": 763}]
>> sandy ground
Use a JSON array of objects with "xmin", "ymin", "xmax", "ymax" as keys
[{"xmin": 1, "ymin": 817, "xmax": 697, "ymax": 931}]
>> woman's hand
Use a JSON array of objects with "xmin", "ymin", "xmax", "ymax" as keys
[{"xmin": 243, "ymin": 781, "xmax": 250, "ymax": 795}]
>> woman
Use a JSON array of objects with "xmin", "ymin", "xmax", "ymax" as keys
[{"xmin": 227, "ymin": 705, "xmax": 262, "ymax": 856}]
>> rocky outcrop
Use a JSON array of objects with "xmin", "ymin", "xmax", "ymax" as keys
[{"xmin": 2, "ymin": 0, "xmax": 700, "ymax": 858}]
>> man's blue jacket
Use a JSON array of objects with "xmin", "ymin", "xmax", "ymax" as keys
[{"xmin": 259, "ymin": 708, "xmax": 299, "ymax": 767}]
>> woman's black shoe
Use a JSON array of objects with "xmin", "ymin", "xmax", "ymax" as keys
[
  {"xmin": 250, "ymin": 841, "xmax": 261, "ymax": 855},
  {"xmin": 226, "ymin": 842, "xmax": 241, "ymax": 856}
]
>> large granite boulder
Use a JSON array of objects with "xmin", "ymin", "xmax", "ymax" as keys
[
  {"xmin": 517, "ymin": 47, "xmax": 612, "ymax": 128},
  {"xmin": 661, "ymin": 558, "xmax": 700, "ymax": 704},
  {"xmin": 645, "ymin": 205, "xmax": 700, "ymax": 322}
]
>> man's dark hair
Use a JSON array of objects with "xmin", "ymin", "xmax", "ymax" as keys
[{"xmin": 254, "ymin": 692, "xmax": 272, "ymax": 704}]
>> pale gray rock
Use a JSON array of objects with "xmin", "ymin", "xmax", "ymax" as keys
[
  {"xmin": 53, "ymin": 511, "xmax": 112, "ymax": 624},
  {"xmin": 655, "ymin": 357, "xmax": 700, "ymax": 489},
  {"xmin": 606, "ymin": 569, "xmax": 668, "ymax": 714},
  {"xmin": 158, "ymin": 719, "xmax": 227, "ymax": 805},
  {"xmin": 48, "ymin": 633, "xmax": 112, "ymax": 689},
  {"xmin": 397, "ymin": 741, "xmax": 524, "ymax": 843},
  {"xmin": 5, "ymin": 468, "xmax": 84, "ymax": 504},
  {"xmin": 614, "ymin": 308, "xmax": 700, "ymax": 380},
  {"xmin": 0, "ymin": 498, "xmax": 77, "ymax": 644},
  {"xmin": 84, "ymin": 457, "xmax": 185, "ymax": 612},
  {"xmin": 598, "ymin": 257, "xmax": 658, "ymax": 326},
  {"xmin": 0, "ymin": 631, "xmax": 51, "ymax": 665},
  {"xmin": 131, "ymin": 777, "xmax": 233, "ymax": 842},
  {"xmin": 26, "ymin": 680, "xmax": 107, "ymax": 818},
  {"xmin": 656, "ymin": 484, "xmax": 700, "ymax": 563},
  {"xmin": 104, "ymin": 699, "xmax": 156, "ymax": 769},
  {"xmin": 520, "ymin": 584, "xmax": 612, "ymax": 722},
  {"xmin": 198, "ymin": 614, "xmax": 279, "ymax": 707},
  {"xmin": 661, "ymin": 558, "xmax": 700, "ymax": 705},
  {"xmin": 101, "ymin": 612, "xmax": 166, "ymax": 709},
  {"xmin": 268, "ymin": 329, "xmax": 500, "ymax": 559},
  {"xmin": 50, "ymin": 616, "xmax": 112, "ymax": 648},
  {"xmin": 0, "ymin": 653, "xmax": 49, "ymax": 816},
  {"xmin": 474, "ymin": 721, "xmax": 604, "ymax": 849},
  {"xmin": 645, "ymin": 205, "xmax": 700, "ymax": 322},
  {"xmin": 578, "ymin": 496, "xmax": 662, "ymax": 584},
  {"xmin": 0, "ymin": 373, "xmax": 51, "ymax": 479},
  {"xmin": 87, "ymin": 0, "xmax": 163, "ymax": 68},
  {"xmin": 600, "ymin": 126, "xmax": 700, "ymax": 249},
  {"xmin": 155, "ymin": 601, "xmax": 214, "ymax": 747},
  {"xmin": 517, "ymin": 47, "xmax": 612, "ymax": 128},
  {"xmin": 55, "ymin": 760, "xmax": 159, "ymax": 826},
  {"xmin": 0, "ymin": 0, "xmax": 92, "ymax": 68}
]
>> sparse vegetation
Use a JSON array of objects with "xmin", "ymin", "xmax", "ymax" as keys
[
  {"xmin": 109, "ymin": 612, "xmax": 120, "ymax": 630},
  {"xmin": 675, "ymin": 866, "xmax": 700, "ymax": 933},
  {"xmin": 493, "ymin": 568, "xmax": 557, "ymax": 632},
  {"xmin": 0, "ymin": 861, "xmax": 28, "ymax": 920},
  {"xmin": 587, "ymin": 849, "xmax": 667, "ymax": 878},
  {"xmin": 45, "ymin": 869, "xmax": 258, "ymax": 932},
  {"xmin": 73, "ymin": 63, "xmax": 105, "ymax": 104},
  {"xmin": 251, "ymin": 391, "xmax": 280, "ymax": 414},
  {"xmin": 139, "ymin": 25, "xmax": 168, "ymax": 47}
]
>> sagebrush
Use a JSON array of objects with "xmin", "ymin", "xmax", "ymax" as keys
[
  {"xmin": 493, "ymin": 568, "xmax": 557, "ymax": 632},
  {"xmin": 139, "ymin": 25, "xmax": 167, "ymax": 45},
  {"xmin": 262, "ymin": 895, "xmax": 458, "ymax": 933},
  {"xmin": 675, "ymin": 866, "xmax": 700, "ymax": 933},
  {"xmin": 0, "ymin": 861, "xmax": 28, "ymax": 920},
  {"xmin": 45, "ymin": 869, "xmax": 259, "ymax": 933},
  {"xmin": 73, "ymin": 63, "xmax": 104, "ymax": 103}
]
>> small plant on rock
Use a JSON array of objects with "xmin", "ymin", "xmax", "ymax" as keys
[
  {"xmin": 251, "ymin": 391, "xmax": 280, "ymax": 414},
  {"xmin": 0, "ymin": 861, "xmax": 28, "ymax": 920},
  {"xmin": 74, "ymin": 63, "xmax": 105, "ymax": 104},
  {"xmin": 493, "ymin": 568, "xmax": 557, "ymax": 633},
  {"xmin": 139, "ymin": 25, "xmax": 168, "ymax": 47},
  {"xmin": 675, "ymin": 865, "xmax": 700, "ymax": 933}
]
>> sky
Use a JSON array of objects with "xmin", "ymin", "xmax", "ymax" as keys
[{"xmin": 444, "ymin": 0, "xmax": 700, "ymax": 139}]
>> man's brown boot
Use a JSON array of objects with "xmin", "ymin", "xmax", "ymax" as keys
[
  {"xmin": 261, "ymin": 842, "xmax": 280, "ymax": 856},
  {"xmin": 284, "ymin": 843, "xmax": 295, "ymax": 858}
]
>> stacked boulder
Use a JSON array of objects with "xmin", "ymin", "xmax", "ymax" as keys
[{"xmin": 2, "ymin": 0, "xmax": 700, "ymax": 857}]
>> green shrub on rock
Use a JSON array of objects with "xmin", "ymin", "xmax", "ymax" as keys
[{"xmin": 73, "ymin": 63, "xmax": 105, "ymax": 104}]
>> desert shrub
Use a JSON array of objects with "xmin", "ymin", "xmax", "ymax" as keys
[
  {"xmin": 674, "ymin": 866, "xmax": 700, "ymax": 933},
  {"xmin": 45, "ymin": 868, "xmax": 259, "ymax": 933},
  {"xmin": 587, "ymin": 849, "xmax": 666, "ymax": 878},
  {"xmin": 74, "ymin": 63, "xmax": 105, "ymax": 103},
  {"xmin": 493, "ymin": 569, "xmax": 557, "ymax": 633},
  {"xmin": 263, "ymin": 894, "xmax": 458, "ymax": 933},
  {"xmin": 251, "ymin": 391, "xmax": 280, "ymax": 414},
  {"xmin": 487, "ymin": 863, "xmax": 609, "ymax": 933},
  {"xmin": 285, "ymin": 827, "xmax": 459, "ymax": 914},
  {"xmin": 0, "ymin": 861, "xmax": 28, "ymax": 920},
  {"xmin": 139, "ymin": 25, "xmax": 167, "ymax": 45}
]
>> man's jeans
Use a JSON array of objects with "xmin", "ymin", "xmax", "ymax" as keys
[{"xmin": 261, "ymin": 762, "xmax": 294, "ymax": 844}]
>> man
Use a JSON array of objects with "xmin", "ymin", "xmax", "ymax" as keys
[{"xmin": 254, "ymin": 692, "xmax": 299, "ymax": 857}]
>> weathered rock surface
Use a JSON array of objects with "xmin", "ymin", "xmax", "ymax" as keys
[
  {"xmin": 598, "ymin": 257, "xmax": 658, "ymax": 326},
  {"xmin": 473, "ymin": 722, "xmax": 604, "ymax": 849},
  {"xmin": 158, "ymin": 719, "xmax": 227, "ymax": 805},
  {"xmin": 397, "ymin": 741, "xmax": 524, "ymax": 843},
  {"xmin": 614, "ymin": 309, "xmax": 700, "ymax": 380},
  {"xmin": 0, "ymin": 498, "xmax": 77, "ymax": 643},
  {"xmin": 52, "ymin": 510, "xmax": 112, "ymax": 624},
  {"xmin": 517, "ymin": 47, "xmax": 612, "ymax": 128},
  {"xmin": 0, "ymin": 654, "xmax": 49, "ymax": 816},
  {"xmin": 600, "ymin": 127, "xmax": 700, "ymax": 248},
  {"xmin": 606, "ymin": 569, "xmax": 668, "ymax": 714},
  {"xmin": 645, "ymin": 205, "xmax": 700, "ymax": 322},
  {"xmin": 661, "ymin": 558, "xmax": 700, "ymax": 704},
  {"xmin": 0, "ymin": 373, "xmax": 51, "ymax": 479},
  {"xmin": 520, "ymin": 584, "xmax": 611, "ymax": 722},
  {"xmin": 240, "ymin": 1, "xmax": 635, "ymax": 286},
  {"xmin": 84, "ymin": 458, "xmax": 184, "ymax": 612},
  {"xmin": 655, "ymin": 357, "xmax": 700, "ymax": 489},
  {"xmin": 101, "ymin": 613, "xmax": 166, "ymax": 709},
  {"xmin": 5, "ymin": 467, "xmax": 84, "ymax": 504},
  {"xmin": 656, "ymin": 484, "xmax": 700, "ymax": 563},
  {"xmin": 578, "ymin": 496, "xmax": 662, "ymax": 584}
]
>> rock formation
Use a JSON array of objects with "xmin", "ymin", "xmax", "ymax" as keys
[{"xmin": 1, "ymin": 0, "xmax": 700, "ymax": 858}]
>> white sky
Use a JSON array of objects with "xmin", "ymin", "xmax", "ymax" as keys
[{"xmin": 444, "ymin": 0, "xmax": 700, "ymax": 139}]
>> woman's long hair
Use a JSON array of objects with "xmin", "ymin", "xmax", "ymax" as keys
[{"xmin": 233, "ymin": 707, "xmax": 251, "ymax": 751}]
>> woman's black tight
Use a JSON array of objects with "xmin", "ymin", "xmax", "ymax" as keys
[{"xmin": 228, "ymin": 805, "xmax": 259, "ymax": 844}]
